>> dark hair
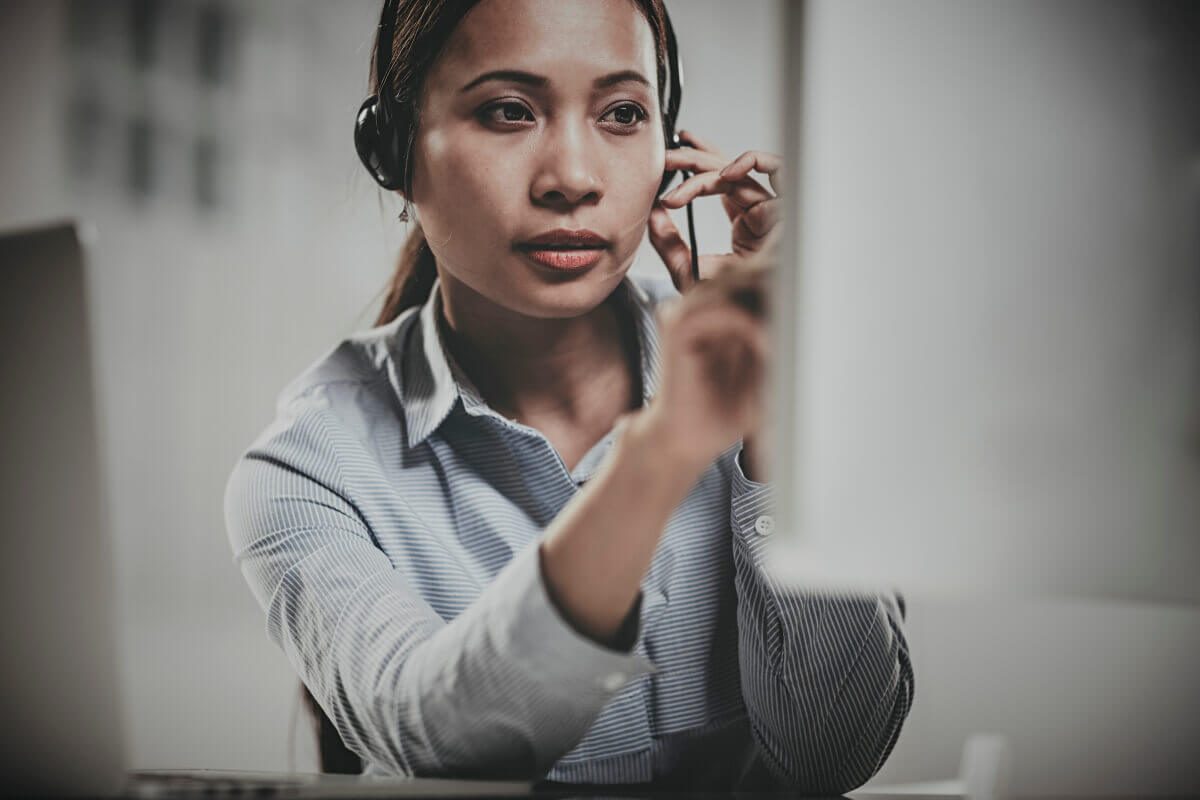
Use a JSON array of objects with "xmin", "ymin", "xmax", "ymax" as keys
[{"xmin": 370, "ymin": 0, "xmax": 672, "ymax": 327}]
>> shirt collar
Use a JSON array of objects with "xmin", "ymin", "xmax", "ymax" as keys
[{"xmin": 398, "ymin": 275, "xmax": 663, "ymax": 448}]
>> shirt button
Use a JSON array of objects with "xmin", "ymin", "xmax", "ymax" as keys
[
  {"xmin": 754, "ymin": 515, "xmax": 775, "ymax": 537},
  {"xmin": 600, "ymin": 672, "xmax": 626, "ymax": 692}
]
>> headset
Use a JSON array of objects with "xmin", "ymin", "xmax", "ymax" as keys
[{"xmin": 354, "ymin": 0, "xmax": 700, "ymax": 282}]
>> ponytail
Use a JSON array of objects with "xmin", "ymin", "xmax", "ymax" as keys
[{"xmin": 375, "ymin": 224, "xmax": 438, "ymax": 327}]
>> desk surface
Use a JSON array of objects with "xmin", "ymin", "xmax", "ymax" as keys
[
  {"xmin": 125, "ymin": 769, "xmax": 924, "ymax": 799},
  {"xmin": 127, "ymin": 770, "xmax": 1174, "ymax": 800}
]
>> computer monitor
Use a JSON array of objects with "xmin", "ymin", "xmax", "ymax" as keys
[
  {"xmin": 0, "ymin": 221, "xmax": 126, "ymax": 796},
  {"xmin": 0, "ymin": 222, "xmax": 563, "ymax": 799},
  {"xmin": 765, "ymin": 0, "xmax": 1200, "ymax": 606}
]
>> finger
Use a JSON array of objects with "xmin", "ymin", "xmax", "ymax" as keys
[
  {"xmin": 730, "ymin": 331, "xmax": 769, "ymax": 429},
  {"xmin": 676, "ymin": 129, "xmax": 727, "ymax": 159},
  {"xmin": 684, "ymin": 259, "xmax": 771, "ymax": 315},
  {"xmin": 711, "ymin": 321, "xmax": 769, "ymax": 393},
  {"xmin": 719, "ymin": 150, "xmax": 785, "ymax": 195},
  {"xmin": 664, "ymin": 146, "xmax": 737, "ymax": 176},
  {"xmin": 682, "ymin": 140, "xmax": 744, "ymax": 223},
  {"xmin": 660, "ymin": 170, "xmax": 772, "ymax": 210},
  {"xmin": 758, "ymin": 224, "xmax": 785, "ymax": 260},
  {"xmin": 694, "ymin": 170, "xmax": 741, "ymax": 223},
  {"xmin": 732, "ymin": 198, "xmax": 783, "ymax": 241},
  {"xmin": 710, "ymin": 263, "xmax": 771, "ymax": 318},
  {"xmin": 719, "ymin": 194, "xmax": 741, "ymax": 225},
  {"xmin": 703, "ymin": 335, "xmax": 763, "ymax": 416},
  {"xmin": 738, "ymin": 224, "xmax": 785, "ymax": 270},
  {"xmin": 691, "ymin": 312, "xmax": 769, "ymax": 415},
  {"xmin": 647, "ymin": 204, "xmax": 695, "ymax": 292},
  {"xmin": 697, "ymin": 252, "xmax": 743, "ymax": 281},
  {"xmin": 674, "ymin": 303, "xmax": 769, "ymax": 377}
]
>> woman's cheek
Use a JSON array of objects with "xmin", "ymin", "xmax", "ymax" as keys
[
  {"xmin": 621, "ymin": 145, "xmax": 665, "ymax": 219},
  {"xmin": 415, "ymin": 137, "xmax": 498, "ymax": 245},
  {"xmin": 628, "ymin": 144, "xmax": 665, "ymax": 205}
]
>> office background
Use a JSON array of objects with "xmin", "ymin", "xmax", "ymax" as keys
[{"xmin": 0, "ymin": 0, "xmax": 1196, "ymax": 794}]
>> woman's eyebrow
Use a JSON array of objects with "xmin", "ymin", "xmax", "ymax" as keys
[
  {"xmin": 459, "ymin": 69, "xmax": 652, "ymax": 93},
  {"xmin": 594, "ymin": 70, "xmax": 653, "ymax": 90}
]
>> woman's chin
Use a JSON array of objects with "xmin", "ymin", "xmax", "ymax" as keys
[{"xmin": 511, "ymin": 265, "xmax": 630, "ymax": 319}]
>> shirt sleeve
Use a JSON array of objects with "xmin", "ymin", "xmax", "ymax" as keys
[
  {"xmin": 727, "ymin": 444, "xmax": 915, "ymax": 794},
  {"xmin": 223, "ymin": 401, "xmax": 656, "ymax": 780}
]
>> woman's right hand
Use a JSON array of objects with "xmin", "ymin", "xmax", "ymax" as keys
[{"xmin": 629, "ymin": 262, "xmax": 772, "ymax": 475}]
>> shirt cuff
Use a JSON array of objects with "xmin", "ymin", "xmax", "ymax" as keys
[
  {"xmin": 485, "ymin": 541, "xmax": 658, "ymax": 703},
  {"xmin": 730, "ymin": 443, "xmax": 776, "ymax": 564}
]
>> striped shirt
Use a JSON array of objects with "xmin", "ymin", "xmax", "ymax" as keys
[{"xmin": 223, "ymin": 274, "xmax": 913, "ymax": 791}]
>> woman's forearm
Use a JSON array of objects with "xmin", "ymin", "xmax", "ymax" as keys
[
  {"xmin": 539, "ymin": 239, "xmax": 773, "ymax": 649},
  {"xmin": 539, "ymin": 410, "xmax": 708, "ymax": 647}
]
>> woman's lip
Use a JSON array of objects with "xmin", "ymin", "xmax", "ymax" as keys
[
  {"xmin": 519, "ymin": 228, "xmax": 610, "ymax": 248},
  {"xmin": 519, "ymin": 246, "xmax": 604, "ymax": 271}
]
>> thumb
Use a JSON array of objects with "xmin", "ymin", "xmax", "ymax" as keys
[{"xmin": 647, "ymin": 203, "xmax": 695, "ymax": 293}]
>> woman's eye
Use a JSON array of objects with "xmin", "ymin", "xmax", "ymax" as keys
[
  {"xmin": 481, "ymin": 101, "xmax": 534, "ymax": 125},
  {"xmin": 601, "ymin": 103, "xmax": 648, "ymax": 128}
]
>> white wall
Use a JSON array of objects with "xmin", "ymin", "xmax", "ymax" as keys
[{"xmin": 794, "ymin": 1, "xmax": 1200, "ymax": 794}]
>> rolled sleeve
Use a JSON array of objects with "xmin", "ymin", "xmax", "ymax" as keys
[
  {"xmin": 394, "ymin": 541, "xmax": 658, "ymax": 778},
  {"xmin": 724, "ymin": 444, "xmax": 914, "ymax": 793}
]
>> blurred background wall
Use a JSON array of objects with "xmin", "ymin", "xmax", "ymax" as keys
[
  {"xmin": 0, "ymin": 0, "xmax": 782, "ymax": 776},
  {"xmin": 794, "ymin": 2, "xmax": 1200, "ymax": 794}
]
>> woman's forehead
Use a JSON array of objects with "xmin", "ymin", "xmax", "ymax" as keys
[{"xmin": 434, "ymin": 0, "xmax": 658, "ymax": 93}]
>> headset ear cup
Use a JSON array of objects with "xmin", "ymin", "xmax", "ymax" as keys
[
  {"xmin": 355, "ymin": 95, "xmax": 409, "ymax": 191},
  {"xmin": 355, "ymin": 96, "xmax": 393, "ymax": 189}
]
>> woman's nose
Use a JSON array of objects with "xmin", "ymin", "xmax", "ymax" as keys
[{"xmin": 530, "ymin": 121, "xmax": 603, "ymax": 208}]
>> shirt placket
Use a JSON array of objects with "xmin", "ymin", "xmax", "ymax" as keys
[{"xmin": 512, "ymin": 425, "xmax": 659, "ymax": 766}]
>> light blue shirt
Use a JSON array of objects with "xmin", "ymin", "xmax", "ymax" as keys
[{"xmin": 223, "ymin": 274, "xmax": 913, "ymax": 791}]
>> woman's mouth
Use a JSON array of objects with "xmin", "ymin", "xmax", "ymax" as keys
[
  {"xmin": 519, "ymin": 247, "xmax": 605, "ymax": 270},
  {"xmin": 516, "ymin": 229, "xmax": 610, "ymax": 272}
]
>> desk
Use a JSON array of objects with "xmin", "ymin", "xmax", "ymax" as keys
[
  {"xmin": 125, "ymin": 770, "xmax": 949, "ymax": 799},
  {"xmin": 128, "ymin": 772, "xmax": 1175, "ymax": 800}
]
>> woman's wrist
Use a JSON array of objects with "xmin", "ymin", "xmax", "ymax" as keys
[
  {"xmin": 538, "ymin": 408, "xmax": 710, "ymax": 646},
  {"xmin": 616, "ymin": 407, "xmax": 717, "ymax": 486}
]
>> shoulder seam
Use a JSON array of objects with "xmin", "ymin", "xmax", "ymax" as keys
[{"xmin": 283, "ymin": 370, "xmax": 391, "ymax": 408}]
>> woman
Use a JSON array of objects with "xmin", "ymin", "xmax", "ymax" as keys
[{"xmin": 224, "ymin": 0, "xmax": 912, "ymax": 790}]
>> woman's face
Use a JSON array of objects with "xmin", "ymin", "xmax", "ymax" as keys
[{"xmin": 409, "ymin": 0, "xmax": 666, "ymax": 320}]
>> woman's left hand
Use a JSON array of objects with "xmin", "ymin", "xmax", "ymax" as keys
[
  {"xmin": 646, "ymin": 131, "xmax": 784, "ymax": 482},
  {"xmin": 648, "ymin": 130, "xmax": 784, "ymax": 293}
]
